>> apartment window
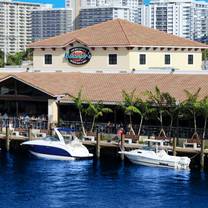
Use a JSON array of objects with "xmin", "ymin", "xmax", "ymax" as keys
[
  {"xmin": 139, "ymin": 54, "xmax": 146, "ymax": 65},
  {"xmin": 165, "ymin": 54, "xmax": 171, "ymax": 65},
  {"xmin": 109, "ymin": 54, "xmax": 117, "ymax": 65},
  {"xmin": 45, "ymin": 54, "xmax": 52, "ymax": 65},
  {"xmin": 188, "ymin": 54, "xmax": 193, "ymax": 64}
]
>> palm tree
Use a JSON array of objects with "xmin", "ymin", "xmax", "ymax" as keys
[
  {"xmin": 162, "ymin": 92, "xmax": 177, "ymax": 137},
  {"xmin": 200, "ymin": 96, "xmax": 208, "ymax": 139},
  {"xmin": 69, "ymin": 89, "xmax": 86, "ymax": 136},
  {"xmin": 121, "ymin": 89, "xmax": 141, "ymax": 135},
  {"xmin": 85, "ymin": 101, "xmax": 112, "ymax": 132},
  {"xmin": 145, "ymin": 86, "xmax": 168, "ymax": 137},
  {"xmin": 135, "ymin": 98, "xmax": 154, "ymax": 137},
  {"xmin": 182, "ymin": 88, "xmax": 201, "ymax": 139},
  {"xmin": 0, "ymin": 50, "xmax": 4, "ymax": 67}
]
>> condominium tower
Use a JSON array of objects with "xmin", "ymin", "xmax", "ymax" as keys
[
  {"xmin": 0, "ymin": 0, "xmax": 51, "ymax": 55},
  {"xmin": 79, "ymin": 0, "xmax": 143, "ymax": 28},
  {"xmin": 65, "ymin": 0, "xmax": 81, "ymax": 29},
  {"xmin": 32, "ymin": 8, "xmax": 73, "ymax": 41},
  {"xmin": 80, "ymin": 6, "xmax": 130, "ymax": 28},
  {"xmin": 138, "ymin": 0, "xmax": 208, "ymax": 40}
]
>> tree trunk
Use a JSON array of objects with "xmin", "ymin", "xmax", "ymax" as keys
[
  {"xmin": 158, "ymin": 111, "xmax": 166, "ymax": 137},
  {"xmin": 160, "ymin": 111, "xmax": 163, "ymax": 129},
  {"xmin": 79, "ymin": 109, "xmax": 86, "ymax": 136},
  {"xmin": 169, "ymin": 115, "xmax": 173, "ymax": 138},
  {"xmin": 137, "ymin": 115, "xmax": 144, "ymax": 138},
  {"xmin": 194, "ymin": 112, "xmax": 197, "ymax": 133},
  {"xmin": 90, "ymin": 116, "xmax": 96, "ymax": 133},
  {"xmin": 203, "ymin": 116, "xmax": 207, "ymax": 139},
  {"xmin": 129, "ymin": 114, "xmax": 135, "ymax": 135}
]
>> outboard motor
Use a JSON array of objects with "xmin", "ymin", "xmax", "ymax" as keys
[{"xmin": 177, "ymin": 157, "xmax": 191, "ymax": 169}]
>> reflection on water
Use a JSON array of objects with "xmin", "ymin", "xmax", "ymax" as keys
[{"xmin": 0, "ymin": 153, "xmax": 208, "ymax": 208}]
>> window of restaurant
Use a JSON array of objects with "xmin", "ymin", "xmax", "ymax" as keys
[
  {"xmin": 139, "ymin": 54, "xmax": 146, "ymax": 65},
  {"xmin": 165, "ymin": 54, "xmax": 171, "ymax": 65},
  {"xmin": 109, "ymin": 54, "xmax": 117, "ymax": 65},
  {"xmin": 188, "ymin": 54, "xmax": 193, "ymax": 65},
  {"xmin": 44, "ymin": 54, "xmax": 52, "ymax": 65}
]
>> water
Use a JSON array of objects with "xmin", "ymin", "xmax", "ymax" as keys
[{"xmin": 0, "ymin": 153, "xmax": 208, "ymax": 208}]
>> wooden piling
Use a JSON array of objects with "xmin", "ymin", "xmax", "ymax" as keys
[
  {"xmin": 28, "ymin": 125, "xmax": 32, "ymax": 141},
  {"xmin": 200, "ymin": 138, "xmax": 205, "ymax": 170},
  {"xmin": 173, "ymin": 137, "xmax": 177, "ymax": 156},
  {"xmin": 120, "ymin": 133, "xmax": 125, "ymax": 160},
  {"xmin": 96, "ymin": 132, "xmax": 101, "ymax": 159},
  {"xmin": 49, "ymin": 123, "xmax": 55, "ymax": 136},
  {"xmin": 5, "ymin": 126, "xmax": 10, "ymax": 151}
]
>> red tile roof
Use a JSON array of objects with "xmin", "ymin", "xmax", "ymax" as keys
[
  {"xmin": 1, "ymin": 72, "xmax": 208, "ymax": 103},
  {"xmin": 28, "ymin": 19, "xmax": 208, "ymax": 48}
]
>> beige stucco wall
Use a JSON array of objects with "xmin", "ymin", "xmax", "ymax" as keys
[
  {"xmin": 33, "ymin": 44, "xmax": 203, "ymax": 71},
  {"xmin": 33, "ymin": 45, "xmax": 130, "ymax": 71},
  {"xmin": 129, "ymin": 48, "xmax": 202, "ymax": 70}
]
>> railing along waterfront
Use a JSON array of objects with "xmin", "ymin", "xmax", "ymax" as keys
[
  {"xmin": 0, "ymin": 117, "xmax": 48, "ymax": 130},
  {"xmin": 0, "ymin": 118, "xmax": 207, "ymax": 140},
  {"xmin": 59, "ymin": 121, "xmax": 208, "ymax": 140}
]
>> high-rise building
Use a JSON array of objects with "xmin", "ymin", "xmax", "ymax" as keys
[
  {"xmin": 80, "ymin": 6, "xmax": 130, "ymax": 28},
  {"xmin": 193, "ymin": 2, "xmax": 208, "ymax": 40},
  {"xmin": 0, "ymin": 0, "xmax": 51, "ymax": 55},
  {"xmin": 32, "ymin": 8, "xmax": 73, "ymax": 41},
  {"xmin": 79, "ymin": 0, "xmax": 142, "ymax": 28},
  {"xmin": 138, "ymin": 0, "xmax": 208, "ymax": 40},
  {"xmin": 65, "ymin": 0, "xmax": 81, "ymax": 29}
]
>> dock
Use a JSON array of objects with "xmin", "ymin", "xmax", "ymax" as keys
[
  {"xmin": 0, "ymin": 132, "xmax": 207, "ymax": 170},
  {"xmin": 82, "ymin": 140, "xmax": 208, "ymax": 154}
]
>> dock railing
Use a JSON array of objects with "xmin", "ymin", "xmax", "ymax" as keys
[
  {"xmin": 0, "ymin": 118, "xmax": 207, "ymax": 142},
  {"xmin": 0, "ymin": 117, "xmax": 48, "ymax": 133},
  {"xmin": 58, "ymin": 121, "xmax": 208, "ymax": 141}
]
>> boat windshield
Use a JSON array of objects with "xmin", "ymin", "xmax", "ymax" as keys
[
  {"xmin": 56, "ymin": 129, "xmax": 77, "ymax": 144},
  {"xmin": 63, "ymin": 135, "xmax": 78, "ymax": 144},
  {"xmin": 42, "ymin": 136, "xmax": 60, "ymax": 142}
]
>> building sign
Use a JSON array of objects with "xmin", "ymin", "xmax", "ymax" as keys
[{"xmin": 64, "ymin": 47, "xmax": 92, "ymax": 65}]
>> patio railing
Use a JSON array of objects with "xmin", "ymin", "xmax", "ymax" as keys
[
  {"xmin": 59, "ymin": 120, "xmax": 208, "ymax": 140},
  {"xmin": 0, "ymin": 117, "xmax": 48, "ymax": 130},
  {"xmin": 0, "ymin": 118, "xmax": 207, "ymax": 140}
]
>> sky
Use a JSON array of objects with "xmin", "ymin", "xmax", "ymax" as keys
[
  {"xmin": 15, "ymin": 0, "xmax": 65, "ymax": 7},
  {"xmin": 15, "ymin": 0, "xmax": 152, "ymax": 7},
  {"xmin": 14, "ymin": 0, "xmax": 208, "ymax": 7}
]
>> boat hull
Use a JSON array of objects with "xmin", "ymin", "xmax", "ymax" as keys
[
  {"xmin": 29, "ymin": 151, "xmax": 76, "ymax": 160},
  {"xmin": 22, "ymin": 143, "xmax": 93, "ymax": 160},
  {"xmin": 120, "ymin": 150, "xmax": 190, "ymax": 169},
  {"xmin": 126, "ymin": 154, "xmax": 175, "ymax": 168}
]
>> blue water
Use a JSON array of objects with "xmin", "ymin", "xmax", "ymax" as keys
[{"xmin": 0, "ymin": 153, "xmax": 208, "ymax": 208}]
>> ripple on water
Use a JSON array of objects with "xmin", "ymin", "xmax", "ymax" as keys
[{"xmin": 0, "ymin": 154, "xmax": 208, "ymax": 208}]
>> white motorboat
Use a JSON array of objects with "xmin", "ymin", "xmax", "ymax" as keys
[
  {"xmin": 21, "ymin": 128, "xmax": 93, "ymax": 160},
  {"xmin": 119, "ymin": 139, "xmax": 191, "ymax": 169}
]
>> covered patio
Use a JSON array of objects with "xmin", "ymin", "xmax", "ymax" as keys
[{"xmin": 0, "ymin": 72, "xmax": 208, "ymax": 132}]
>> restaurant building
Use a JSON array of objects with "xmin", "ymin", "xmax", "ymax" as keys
[
  {"xmin": 0, "ymin": 19, "xmax": 208, "ymax": 127},
  {"xmin": 29, "ymin": 19, "xmax": 207, "ymax": 72}
]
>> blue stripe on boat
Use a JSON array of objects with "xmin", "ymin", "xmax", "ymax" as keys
[{"xmin": 25, "ymin": 145, "xmax": 71, "ymax": 157}]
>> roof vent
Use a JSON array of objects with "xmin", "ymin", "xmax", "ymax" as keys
[{"xmin": 96, "ymin": 70, "xmax": 103, "ymax": 73}]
